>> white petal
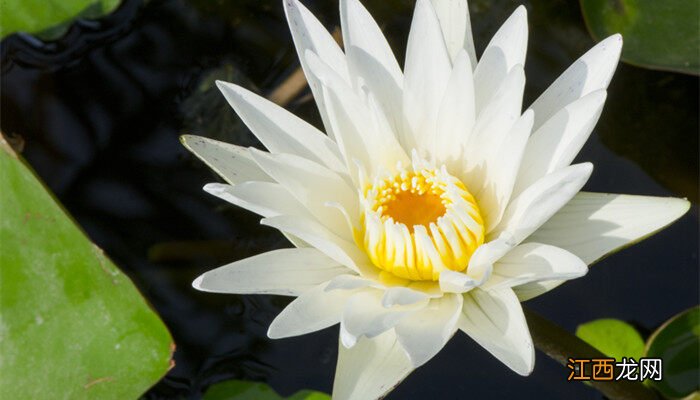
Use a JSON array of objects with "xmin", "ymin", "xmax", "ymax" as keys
[
  {"xmin": 459, "ymin": 287, "xmax": 534, "ymax": 375},
  {"xmin": 514, "ymin": 90, "xmax": 607, "ymax": 197},
  {"xmin": 434, "ymin": 50, "xmax": 475, "ymax": 167},
  {"xmin": 529, "ymin": 34, "xmax": 622, "ymax": 129},
  {"xmin": 340, "ymin": 0, "xmax": 403, "ymax": 89},
  {"xmin": 333, "ymin": 329, "xmax": 413, "ymax": 400},
  {"xmin": 283, "ymin": 0, "xmax": 349, "ymax": 139},
  {"xmin": 462, "ymin": 65, "xmax": 525, "ymax": 193},
  {"xmin": 484, "ymin": 242, "xmax": 587, "ymax": 291},
  {"xmin": 478, "ymin": 110, "xmax": 534, "ymax": 232},
  {"xmin": 268, "ymin": 280, "xmax": 356, "ymax": 339},
  {"xmin": 250, "ymin": 149, "xmax": 358, "ymax": 239},
  {"xmin": 395, "ymin": 293, "xmax": 463, "ymax": 367},
  {"xmin": 430, "ymin": 0, "xmax": 477, "ymax": 67},
  {"xmin": 215, "ymin": 81, "xmax": 346, "ymax": 173},
  {"xmin": 473, "ymin": 6, "xmax": 528, "ymax": 114},
  {"xmin": 382, "ymin": 287, "xmax": 430, "ymax": 307},
  {"xmin": 518, "ymin": 193, "xmax": 689, "ymax": 301},
  {"xmin": 345, "ymin": 46, "xmax": 403, "ymax": 136},
  {"xmin": 203, "ymin": 182, "xmax": 311, "ymax": 219},
  {"xmin": 340, "ymin": 290, "xmax": 426, "ymax": 348},
  {"xmin": 403, "ymin": 0, "xmax": 452, "ymax": 155},
  {"xmin": 529, "ymin": 191, "xmax": 691, "ymax": 262},
  {"xmin": 490, "ymin": 163, "xmax": 593, "ymax": 245},
  {"xmin": 262, "ymin": 215, "xmax": 370, "ymax": 274},
  {"xmin": 439, "ymin": 237, "xmax": 513, "ymax": 293},
  {"xmin": 306, "ymin": 51, "xmax": 409, "ymax": 179},
  {"xmin": 192, "ymin": 248, "xmax": 349, "ymax": 296},
  {"xmin": 180, "ymin": 135, "xmax": 271, "ymax": 184}
]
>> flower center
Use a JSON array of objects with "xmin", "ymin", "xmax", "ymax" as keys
[{"xmin": 359, "ymin": 164, "xmax": 485, "ymax": 281}]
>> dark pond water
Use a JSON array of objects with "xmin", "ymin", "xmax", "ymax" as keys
[{"xmin": 1, "ymin": 0, "xmax": 698, "ymax": 398}]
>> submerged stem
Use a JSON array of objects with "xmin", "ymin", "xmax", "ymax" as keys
[{"xmin": 524, "ymin": 308, "xmax": 658, "ymax": 400}]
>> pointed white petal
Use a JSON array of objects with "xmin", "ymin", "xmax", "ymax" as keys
[
  {"xmin": 268, "ymin": 280, "xmax": 356, "ymax": 339},
  {"xmin": 333, "ymin": 329, "xmax": 413, "ymax": 400},
  {"xmin": 478, "ymin": 110, "xmax": 534, "ymax": 232},
  {"xmin": 434, "ymin": 50, "xmax": 475, "ymax": 167},
  {"xmin": 490, "ymin": 163, "xmax": 593, "ymax": 245},
  {"xmin": 306, "ymin": 51, "xmax": 409, "ymax": 179},
  {"xmin": 459, "ymin": 287, "xmax": 535, "ymax": 375},
  {"xmin": 462, "ymin": 65, "xmax": 525, "ymax": 193},
  {"xmin": 382, "ymin": 287, "xmax": 430, "ymax": 307},
  {"xmin": 430, "ymin": 0, "xmax": 477, "ymax": 67},
  {"xmin": 192, "ymin": 248, "xmax": 349, "ymax": 296},
  {"xmin": 484, "ymin": 243, "xmax": 587, "ymax": 291},
  {"xmin": 180, "ymin": 135, "xmax": 271, "ymax": 184},
  {"xmin": 283, "ymin": 0, "xmax": 349, "ymax": 139},
  {"xmin": 203, "ymin": 182, "xmax": 311, "ymax": 219},
  {"xmin": 403, "ymin": 0, "xmax": 452, "ymax": 155},
  {"xmin": 439, "ymin": 237, "xmax": 513, "ymax": 293},
  {"xmin": 340, "ymin": 0, "xmax": 403, "ymax": 88},
  {"xmin": 529, "ymin": 34, "xmax": 622, "ymax": 129},
  {"xmin": 473, "ymin": 6, "xmax": 528, "ymax": 114},
  {"xmin": 340, "ymin": 290, "xmax": 426, "ymax": 348},
  {"xmin": 250, "ymin": 149, "xmax": 358, "ymax": 239},
  {"xmin": 262, "ymin": 215, "xmax": 370, "ymax": 274},
  {"xmin": 345, "ymin": 46, "xmax": 404, "ymax": 137},
  {"xmin": 529, "ymin": 192, "xmax": 691, "ymax": 265},
  {"xmin": 215, "ymin": 81, "xmax": 346, "ymax": 173},
  {"xmin": 514, "ymin": 90, "xmax": 607, "ymax": 197},
  {"xmin": 395, "ymin": 293, "xmax": 463, "ymax": 367}
]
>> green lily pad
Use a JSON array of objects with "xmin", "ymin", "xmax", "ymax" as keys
[
  {"xmin": 0, "ymin": 135, "xmax": 173, "ymax": 399},
  {"xmin": 576, "ymin": 318, "xmax": 645, "ymax": 361},
  {"xmin": 203, "ymin": 380, "xmax": 330, "ymax": 400},
  {"xmin": 645, "ymin": 307, "xmax": 700, "ymax": 399},
  {"xmin": 0, "ymin": 0, "xmax": 121, "ymax": 40},
  {"xmin": 580, "ymin": 0, "xmax": 700, "ymax": 75}
]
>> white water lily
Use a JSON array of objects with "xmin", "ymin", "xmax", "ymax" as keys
[{"xmin": 183, "ymin": 0, "xmax": 690, "ymax": 398}]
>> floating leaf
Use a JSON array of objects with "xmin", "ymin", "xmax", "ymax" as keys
[
  {"xmin": 0, "ymin": 0, "xmax": 121, "ymax": 40},
  {"xmin": 645, "ymin": 307, "xmax": 700, "ymax": 399},
  {"xmin": 0, "ymin": 135, "xmax": 173, "ymax": 399},
  {"xmin": 580, "ymin": 0, "xmax": 700, "ymax": 75},
  {"xmin": 576, "ymin": 318, "xmax": 645, "ymax": 361},
  {"xmin": 203, "ymin": 380, "xmax": 330, "ymax": 400}
]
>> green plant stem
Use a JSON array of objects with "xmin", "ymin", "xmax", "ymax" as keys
[{"xmin": 524, "ymin": 308, "xmax": 658, "ymax": 400}]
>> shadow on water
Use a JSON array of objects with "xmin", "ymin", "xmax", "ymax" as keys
[{"xmin": 1, "ymin": 0, "xmax": 697, "ymax": 398}]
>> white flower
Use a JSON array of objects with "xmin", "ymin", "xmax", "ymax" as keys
[{"xmin": 183, "ymin": 0, "xmax": 690, "ymax": 398}]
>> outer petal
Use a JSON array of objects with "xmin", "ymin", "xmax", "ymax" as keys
[
  {"xmin": 430, "ymin": 0, "xmax": 477, "ymax": 67},
  {"xmin": 262, "ymin": 215, "xmax": 370, "ymax": 274},
  {"xmin": 203, "ymin": 182, "xmax": 312, "ymax": 219},
  {"xmin": 268, "ymin": 279, "xmax": 357, "ymax": 338},
  {"xmin": 180, "ymin": 135, "xmax": 271, "ymax": 184},
  {"xmin": 473, "ymin": 6, "xmax": 527, "ymax": 114},
  {"xmin": 250, "ymin": 149, "xmax": 358, "ymax": 239},
  {"xmin": 216, "ymin": 81, "xmax": 346, "ymax": 173},
  {"xmin": 484, "ymin": 242, "xmax": 587, "ymax": 290},
  {"xmin": 192, "ymin": 248, "xmax": 349, "ymax": 296},
  {"xmin": 459, "ymin": 287, "xmax": 535, "ymax": 375},
  {"xmin": 333, "ymin": 329, "xmax": 413, "ymax": 400},
  {"xmin": 403, "ymin": 0, "xmax": 452, "ymax": 155},
  {"xmin": 395, "ymin": 293, "xmax": 463, "ymax": 367},
  {"xmin": 490, "ymin": 163, "xmax": 593, "ymax": 244},
  {"xmin": 530, "ymin": 192, "xmax": 691, "ymax": 264},
  {"xmin": 528, "ymin": 34, "xmax": 622, "ymax": 129},
  {"xmin": 518, "ymin": 193, "xmax": 690, "ymax": 300},
  {"xmin": 283, "ymin": 0, "xmax": 349, "ymax": 139},
  {"xmin": 514, "ymin": 90, "xmax": 607, "ymax": 197}
]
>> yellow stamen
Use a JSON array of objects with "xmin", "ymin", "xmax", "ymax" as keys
[{"xmin": 358, "ymin": 163, "xmax": 485, "ymax": 281}]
